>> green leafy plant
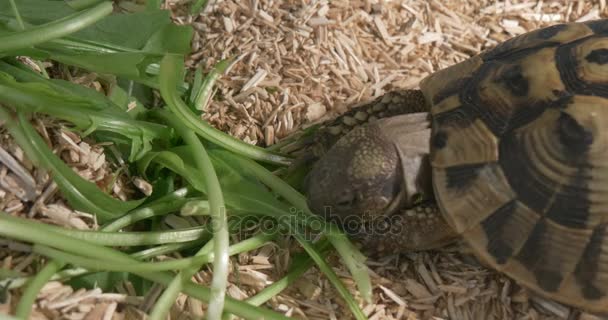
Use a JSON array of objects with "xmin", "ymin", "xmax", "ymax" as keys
[{"xmin": 0, "ymin": 1, "xmax": 373, "ymax": 320}]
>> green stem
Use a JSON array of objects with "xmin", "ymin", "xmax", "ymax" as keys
[
  {"xmin": 66, "ymin": 0, "xmax": 106, "ymax": 10},
  {"xmin": 102, "ymin": 188, "xmax": 195, "ymax": 232},
  {"xmin": 193, "ymin": 59, "xmax": 230, "ymax": 111},
  {"xmin": 2, "ymin": 241, "xmax": 204, "ymax": 291},
  {"xmin": 214, "ymin": 151, "xmax": 311, "ymax": 217},
  {"xmin": 34, "ymin": 233, "xmax": 273, "ymax": 272},
  {"xmin": 158, "ymin": 54, "xmax": 292, "ymax": 166},
  {"xmin": 293, "ymin": 234, "xmax": 367, "ymax": 320},
  {"xmin": 0, "ymin": 239, "xmax": 208, "ymax": 292},
  {"xmin": 152, "ymin": 108, "xmax": 230, "ymax": 320},
  {"xmin": 150, "ymin": 241, "xmax": 214, "ymax": 320},
  {"xmin": 190, "ymin": 0, "xmax": 209, "ymax": 14},
  {"xmin": 132, "ymin": 241, "xmax": 203, "ymax": 260},
  {"xmin": 0, "ymin": 213, "xmax": 210, "ymax": 247},
  {"xmin": 14, "ymin": 260, "xmax": 65, "ymax": 319},
  {"xmin": 0, "ymin": 2, "xmax": 113, "ymax": 52},
  {"xmin": 8, "ymin": 0, "xmax": 25, "ymax": 30},
  {"xmin": 0, "ymin": 212, "xmax": 289, "ymax": 320},
  {"xmin": 246, "ymin": 241, "xmax": 330, "ymax": 306},
  {"xmin": 13, "ymin": 182, "xmax": 191, "ymax": 318}
]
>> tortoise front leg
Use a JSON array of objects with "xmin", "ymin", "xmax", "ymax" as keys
[
  {"xmin": 356, "ymin": 202, "xmax": 458, "ymax": 254},
  {"xmin": 280, "ymin": 90, "xmax": 427, "ymax": 157},
  {"xmin": 308, "ymin": 89, "xmax": 429, "ymax": 156}
]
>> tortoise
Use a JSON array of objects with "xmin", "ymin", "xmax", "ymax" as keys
[{"xmin": 302, "ymin": 19, "xmax": 608, "ymax": 314}]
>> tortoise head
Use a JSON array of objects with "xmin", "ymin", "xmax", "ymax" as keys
[{"xmin": 305, "ymin": 113, "xmax": 433, "ymax": 225}]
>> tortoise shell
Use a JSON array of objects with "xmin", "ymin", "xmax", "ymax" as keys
[{"xmin": 420, "ymin": 20, "xmax": 608, "ymax": 312}]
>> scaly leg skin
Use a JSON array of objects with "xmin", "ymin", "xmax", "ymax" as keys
[
  {"xmin": 355, "ymin": 202, "xmax": 458, "ymax": 255},
  {"xmin": 311, "ymin": 89, "xmax": 429, "ymax": 154},
  {"xmin": 282, "ymin": 90, "xmax": 428, "ymax": 188}
]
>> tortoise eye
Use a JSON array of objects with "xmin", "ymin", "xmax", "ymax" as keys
[
  {"xmin": 381, "ymin": 177, "xmax": 401, "ymax": 201},
  {"xmin": 335, "ymin": 191, "xmax": 357, "ymax": 209}
]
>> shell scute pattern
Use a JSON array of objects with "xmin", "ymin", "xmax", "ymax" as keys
[
  {"xmin": 421, "ymin": 19, "xmax": 608, "ymax": 312},
  {"xmin": 480, "ymin": 21, "xmax": 593, "ymax": 61}
]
